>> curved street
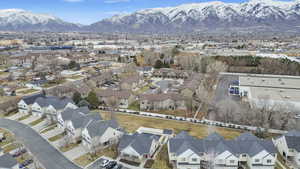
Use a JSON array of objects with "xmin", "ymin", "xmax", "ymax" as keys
[{"xmin": 0, "ymin": 118, "xmax": 81, "ymax": 169}]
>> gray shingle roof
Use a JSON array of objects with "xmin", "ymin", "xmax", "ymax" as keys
[
  {"xmin": 0, "ymin": 154, "xmax": 18, "ymax": 168},
  {"xmin": 61, "ymin": 107, "xmax": 90, "ymax": 121},
  {"xmin": 22, "ymin": 92, "xmax": 45, "ymax": 105},
  {"xmin": 71, "ymin": 113, "xmax": 101, "ymax": 129},
  {"xmin": 285, "ymin": 130, "xmax": 300, "ymax": 137},
  {"xmin": 35, "ymin": 96, "xmax": 74, "ymax": 110},
  {"xmin": 204, "ymin": 132, "xmax": 224, "ymax": 141},
  {"xmin": 86, "ymin": 120, "xmax": 119, "ymax": 138},
  {"xmin": 285, "ymin": 136, "xmax": 300, "ymax": 152},
  {"xmin": 235, "ymin": 132, "xmax": 259, "ymax": 141},
  {"xmin": 169, "ymin": 132, "xmax": 276, "ymax": 157},
  {"xmin": 118, "ymin": 133, "xmax": 159, "ymax": 156}
]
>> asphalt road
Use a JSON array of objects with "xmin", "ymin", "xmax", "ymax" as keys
[
  {"xmin": 214, "ymin": 74, "xmax": 240, "ymax": 103},
  {"xmin": 0, "ymin": 118, "xmax": 82, "ymax": 169}
]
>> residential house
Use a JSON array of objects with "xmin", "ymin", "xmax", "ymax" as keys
[
  {"xmin": 66, "ymin": 113, "xmax": 101, "ymax": 143},
  {"xmin": 0, "ymin": 154, "xmax": 18, "ymax": 169},
  {"xmin": 118, "ymin": 133, "xmax": 161, "ymax": 163},
  {"xmin": 82, "ymin": 119, "xmax": 123, "ymax": 150},
  {"xmin": 18, "ymin": 92, "xmax": 45, "ymax": 114},
  {"xmin": 273, "ymin": 130, "xmax": 300, "ymax": 167},
  {"xmin": 168, "ymin": 132, "xmax": 277, "ymax": 169},
  {"xmin": 96, "ymin": 89, "xmax": 135, "ymax": 109},
  {"xmin": 120, "ymin": 74, "xmax": 144, "ymax": 90},
  {"xmin": 139, "ymin": 93, "xmax": 186, "ymax": 111},
  {"xmin": 57, "ymin": 106, "xmax": 90, "ymax": 129},
  {"xmin": 31, "ymin": 96, "xmax": 77, "ymax": 120}
]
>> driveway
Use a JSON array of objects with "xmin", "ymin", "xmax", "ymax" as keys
[
  {"xmin": 6, "ymin": 112, "xmax": 24, "ymax": 120},
  {"xmin": 20, "ymin": 115, "xmax": 40, "ymax": 125},
  {"xmin": 41, "ymin": 127, "xmax": 64, "ymax": 139},
  {"xmin": 0, "ymin": 118, "xmax": 81, "ymax": 169},
  {"xmin": 32, "ymin": 119, "xmax": 49, "ymax": 132},
  {"xmin": 64, "ymin": 145, "xmax": 87, "ymax": 160}
]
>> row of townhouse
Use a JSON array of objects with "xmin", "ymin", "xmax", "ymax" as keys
[
  {"xmin": 18, "ymin": 93, "xmax": 125, "ymax": 152},
  {"xmin": 139, "ymin": 93, "xmax": 187, "ymax": 111},
  {"xmin": 95, "ymin": 89, "xmax": 136, "ymax": 109},
  {"xmin": 57, "ymin": 106, "xmax": 124, "ymax": 150},
  {"xmin": 18, "ymin": 93, "xmax": 77, "ymax": 121},
  {"xmin": 168, "ymin": 132, "xmax": 277, "ymax": 169}
]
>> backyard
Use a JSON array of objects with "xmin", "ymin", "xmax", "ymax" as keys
[{"xmin": 99, "ymin": 111, "xmax": 242, "ymax": 139}]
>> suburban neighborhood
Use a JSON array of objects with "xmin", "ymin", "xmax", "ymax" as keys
[{"xmin": 1, "ymin": 0, "xmax": 300, "ymax": 168}]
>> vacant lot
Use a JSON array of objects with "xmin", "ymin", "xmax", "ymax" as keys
[{"xmin": 99, "ymin": 111, "xmax": 242, "ymax": 139}]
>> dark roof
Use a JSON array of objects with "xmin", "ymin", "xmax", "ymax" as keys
[
  {"xmin": 71, "ymin": 113, "xmax": 101, "ymax": 129},
  {"xmin": 35, "ymin": 96, "xmax": 74, "ymax": 109},
  {"xmin": 204, "ymin": 132, "xmax": 224, "ymax": 141},
  {"xmin": 0, "ymin": 154, "xmax": 18, "ymax": 168},
  {"xmin": 285, "ymin": 136, "xmax": 300, "ymax": 152},
  {"xmin": 285, "ymin": 130, "xmax": 300, "ymax": 137},
  {"xmin": 118, "ymin": 133, "xmax": 160, "ymax": 156},
  {"xmin": 235, "ymin": 132, "xmax": 259, "ymax": 141},
  {"xmin": 86, "ymin": 120, "xmax": 119, "ymax": 138},
  {"xmin": 163, "ymin": 129, "xmax": 173, "ymax": 135},
  {"xmin": 22, "ymin": 92, "xmax": 45, "ymax": 105},
  {"xmin": 61, "ymin": 107, "xmax": 90, "ymax": 121},
  {"xmin": 169, "ymin": 132, "xmax": 276, "ymax": 157}
]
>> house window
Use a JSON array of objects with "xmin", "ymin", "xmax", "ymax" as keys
[
  {"xmin": 242, "ymin": 154, "xmax": 247, "ymax": 157},
  {"xmin": 267, "ymin": 159, "xmax": 272, "ymax": 163},
  {"xmin": 192, "ymin": 158, "xmax": 197, "ymax": 162},
  {"xmin": 255, "ymin": 159, "xmax": 260, "ymax": 163},
  {"xmin": 230, "ymin": 160, "xmax": 235, "ymax": 163},
  {"xmin": 181, "ymin": 158, "xmax": 186, "ymax": 162}
]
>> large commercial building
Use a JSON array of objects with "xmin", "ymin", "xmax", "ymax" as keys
[{"xmin": 238, "ymin": 73, "xmax": 300, "ymax": 112}]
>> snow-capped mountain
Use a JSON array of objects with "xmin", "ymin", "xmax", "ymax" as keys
[
  {"xmin": 90, "ymin": 0, "xmax": 300, "ymax": 33},
  {"xmin": 0, "ymin": 9, "xmax": 80, "ymax": 31}
]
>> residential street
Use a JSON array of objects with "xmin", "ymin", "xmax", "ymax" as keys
[{"xmin": 0, "ymin": 118, "xmax": 82, "ymax": 169}]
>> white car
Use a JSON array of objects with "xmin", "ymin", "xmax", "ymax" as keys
[{"xmin": 99, "ymin": 159, "xmax": 110, "ymax": 167}]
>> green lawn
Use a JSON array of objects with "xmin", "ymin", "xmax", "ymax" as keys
[
  {"xmin": 152, "ymin": 145, "xmax": 172, "ymax": 169},
  {"xmin": 48, "ymin": 133, "xmax": 65, "ymax": 142},
  {"xmin": 17, "ymin": 114, "xmax": 31, "ymax": 121},
  {"xmin": 128, "ymin": 101, "xmax": 140, "ymax": 111},
  {"xmin": 29, "ymin": 117, "xmax": 45, "ymax": 126},
  {"xmin": 99, "ymin": 111, "xmax": 242, "ymax": 139},
  {"xmin": 0, "ymin": 128, "xmax": 15, "ymax": 147},
  {"xmin": 3, "ymin": 143, "xmax": 21, "ymax": 153},
  {"xmin": 60, "ymin": 143, "xmax": 79, "ymax": 152},
  {"xmin": 40, "ymin": 125, "xmax": 57, "ymax": 134}
]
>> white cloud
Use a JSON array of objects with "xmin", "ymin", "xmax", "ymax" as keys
[
  {"xmin": 64, "ymin": 0, "xmax": 84, "ymax": 2},
  {"xmin": 104, "ymin": 0, "xmax": 130, "ymax": 3}
]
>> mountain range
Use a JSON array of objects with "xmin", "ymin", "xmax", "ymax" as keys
[{"xmin": 1, "ymin": 0, "xmax": 300, "ymax": 33}]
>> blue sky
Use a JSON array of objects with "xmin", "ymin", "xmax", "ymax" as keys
[{"xmin": 0, "ymin": 0, "xmax": 293, "ymax": 24}]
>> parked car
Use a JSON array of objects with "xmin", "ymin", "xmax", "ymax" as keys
[
  {"xmin": 106, "ymin": 161, "xmax": 117, "ymax": 169},
  {"xmin": 113, "ymin": 164, "xmax": 123, "ymax": 169},
  {"xmin": 99, "ymin": 159, "xmax": 110, "ymax": 167}
]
